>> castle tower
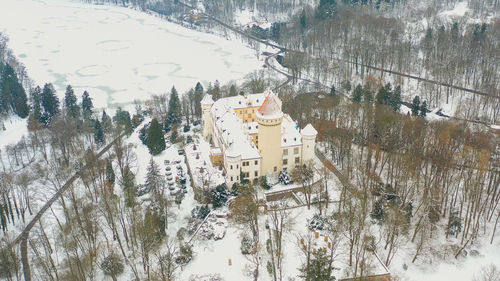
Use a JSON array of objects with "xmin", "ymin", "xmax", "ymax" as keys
[
  {"xmin": 301, "ymin": 123, "xmax": 317, "ymax": 164},
  {"xmin": 257, "ymin": 91, "xmax": 283, "ymax": 176},
  {"xmin": 201, "ymin": 94, "xmax": 214, "ymax": 139}
]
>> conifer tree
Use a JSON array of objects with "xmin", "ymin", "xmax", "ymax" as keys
[
  {"xmin": 40, "ymin": 83, "xmax": 60, "ymax": 125},
  {"xmin": 113, "ymin": 108, "xmax": 133, "ymax": 135},
  {"xmin": 315, "ymin": 0, "xmax": 337, "ymax": 19},
  {"xmin": 102, "ymin": 110, "xmax": 112, "ymax": 132},
  {"xmin": 81, "ymin": 90, "xmax": 94, "ymax": 120},
  {"xmin": 411, "ymin": 95, "xmax": 421, "ymax": 116},
  {"xmin": 362, "ymin": 84, "xmax": 373, "ymax": 103},
  {"xmin": 194, "ymin": 82, "xmax": 204, "ymax": 118},
  {"xmin": 146, "ymin": 118, "xmax": 166, "ymax": 155},
  {"xmin": 64, "ymin": 85, "xmax": 80, "ymax": 120},
  {"xmin": 121, "ymin": 166, "xmax": 136, "ymax": 207},
  {"xmin": 212, "ymin": 80, "xmax": 221, "ymax": 101},
  {"xmin": 0, "ymin": 63, "xmax": 29, "ymax": 118},
  {"xmin": 390, "ymin": 85, "xmax": 402, "ymax": 112},
  {"xmin": 29, "ymin": 86, "xmax": 42, "ymax": 122},
  {"xmin": 145, "ymin": 158, "xmax": 162, "ymax": 195},
  {"xmin": 229, "ymin": 84, "xmax": 237, "ymax": 97},
  {"xmin": 351, "ymin": 84, "xmax": 363, "ymax": 103},
  {"xmin": 329, "ymin": 85, "xmax": 336, "ymax": 96},
  {"xmin": 167, "ymin": 86, "xmax": 182, "ymax": 125},
  {"xmin": 106, "ymin": 160, "xmax": 115, "ymax": 186},
  {"xmin": 420, "ymin": 101, "xmax": 428, "ymax": 117},
  {"xmin": 94, "ymin": 119, "xmax": 105, "ymax": 146}
]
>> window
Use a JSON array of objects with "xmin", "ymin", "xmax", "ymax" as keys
[
  {"xmin": 274, "ymin": 166, "xmax": 277, "ymax": 172},
  {"xmin": 283, "ymin": 138, "xmax": 286, "ymax": 143},
  {"xmin": 254, "ymin": 171, "xmax": 258, "ymax": 177},
  {"xmin": 252, "ymin": 119, "xmax": 255, "ymax": 122},
  {"xmin": 231, "ymin": 176, "xmax": 233, "ymax": 181},
  {"xmin": 230, "ymin": 165, "xmax": 233, "ymax": 170},
  {"xmin": 248, "ymin": 114, "xmax": 251, "ymax": 118},
  {"xmin": 256, "ymin": 136, "xmax": 258, "ymax": 139},
  {"xmin": 237, "ymin": 176, "xmax": 239, "ymax": 180},
  {"xmin": 294, "ymin": 147, "xmax": 299, "ymax": 154},
  {"xmin": 283, "ymin": 167, "xmax": 287, "ymax": 171},
  {"xmin": 283, "ymin": 159, "xmax": 288, "ymax": 165},
  {"xmin": 243, "ymin": 172, "xmax": 249, "ymax": 178},
  {"xmin": 252, "ymin": 109, "xmax": 254, "ymax": 113},
  {"xmin": 255, "ymin": 160, "xmax": 258, "ymax": 165},
  {"xmin": 295, "ymin": 157, "xmax": 300, "ymax": 164},
  {"xmin": 283, "ymin": 149, "xmax": 288, "ymax": 155}
]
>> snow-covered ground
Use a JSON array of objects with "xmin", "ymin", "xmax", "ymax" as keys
[
  {"xmin": 0, "ymin": 0, "xmax": 263, "ymax": 108},
  {"xmin": 0, "ymin": 116, "xmax": 27, "ymax": 150}
]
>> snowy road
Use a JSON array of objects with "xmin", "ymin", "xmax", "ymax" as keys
[{"xmin": 0, "ymin": 0, "xmax": 262, "ymax": 108}]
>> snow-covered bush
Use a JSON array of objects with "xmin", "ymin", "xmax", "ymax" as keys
[
  {"xmin": 100, "ymin": 253, "xmax": 124, "ymax": 280},
  {"xmin": 189, "ymin": 273, "xmax": 224, "ymax": 281},
  {"xmin": 278, "ymin": 170, "xmax": 292, "ymax": 185},
  {"xmin": 175, "ymin": 243, "xmax": 193, "ymax": 265},
  {"xmin": 192, "ymin": 205, "xmax": 210, "ymax": 220},
  {"xmin": 308, "ymin": 214, "xmax": 326, "ymax": 231},
  {"xmin": 240, "ymin": 234, "xmax": 256, "ymax": 255},
  {"xmin": 211, "ymin": 184, "xmax": 229, "ymax": 208}
]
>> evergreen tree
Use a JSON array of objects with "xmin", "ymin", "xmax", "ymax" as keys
[
  {"xmin": 29, "ymin": 86, "xmax": 42, "ymax": 122},
  {"xmin": 113, "ymin": 108, "xmax": 133, "ymax": 135},
  {"xmin": 411, "ymin": 95, "xmax": 421, "ymax": 116},
  {"xmin": 329, "ymin": 85, "xmax": 336, "ymax": 97},
  {"xmin": 299, "ymin": 248, "xmax": 335, "ymax": 281},
  {"xmin": 376, "ymin": 83, "xmax": 392, "ymax": 106},
  {"xmin": 121, "ymin": 166, "xmax": 137, "ymax": 207},
  {"xmin": 300, "ymin": 9, "xmax": 307, "ymax": 30},
  {"xmin": 40, "ymin": 83, "xmax": 60, "ymax": 125},
  {"xmin": 228, "ymin": 84, "xmax": 237, "ymax": 97},
  {"xmin": 0, "ymin": 63, "xmax": 29, "ymax": 118},
  {"xmin": 81, "ymin": 90, "xmax": 94, "ymax": 120},
  {"xmin": 212, "ymin": 80, "xmax": 221, "ymax": 101},
  {"xmin": 315, "ymin": 0, "xmax": 337, "ymax": 19},
  {"xmin": 106, "ymin": 160, "xmax": 115, "ymax": 186},
  {"xmin": 351, "ymin": 84, "xmax": 362, "ymax": 103},
  {"xmin": 170, "ymin": 126, "xmax": 179, "ymax": 143},
  {"xmin": 146, "ymin": 118, "xmax": 166, "ymax": 155},
  {"xmin": 211, "ymin": 184, "xmax": 229, "ymax": 208},
  {"xmin": 194, "ymin": 82, "xmax": 204, "ymax": 118},
  {"xmin": 101, "ymin": 110, "xmax": 112, "ymax": 132},
  {"xmin": 167, "ymin": 86, "xmax": 182, "ymax": 125},
  {"xmin": 420, "ymin": 101, "xmax": 428, "ymax": 117},
  {"xmin": 94, "ymin": 119, "xmax": 105, "ymax": 146},
  {"xmin": 390, "ymin": 85, "xmax": 402, "ymax": 112},
  {"xmin": 362, "ymin": 84, "xmax": 373, "ymax": 103},
  {"xmin": 64, "ymin": 85, "xmax": 80, "ymax": 119},
  {"xmin": 145, "ymin": 158, "xmax": 162, "ymax": 195}
]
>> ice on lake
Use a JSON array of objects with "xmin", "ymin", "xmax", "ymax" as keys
[{"xmin": 0, "ymin": 0, "xmax": 263, "ymax": 108}]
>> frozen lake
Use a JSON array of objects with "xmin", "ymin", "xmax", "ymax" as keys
[{"xmin": 0, "ymin": 0, "xmax": 263, "ymax": 107}]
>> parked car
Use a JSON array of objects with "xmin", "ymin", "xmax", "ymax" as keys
[
  {"xmin": 178, "ymin": 149, "xmax": 185, "ymax": 155},
  {"xmin": 173, "ymin": 160, "xmax": 182, "ymax": 164},
  {"xmin": 164, "ymin": 159, "xmax": 170, "ymax": 165},
  {"xmin": 165, "ymin": 166, "xmax": 172, "ymax": 171}
]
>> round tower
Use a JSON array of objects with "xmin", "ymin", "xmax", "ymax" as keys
[
  {"xmin": 257, "ymin": 92, "xmax": 283, "ymax": 176},
  {"xmin": 301, "ymin": 123, "xmax": 318, "ymax": 164},
  {"xmin": 201, "ymin": 94, "xmax": 214, "ymax": 140}
]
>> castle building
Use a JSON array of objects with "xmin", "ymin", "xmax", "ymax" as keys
[{"xmin": 201, "ymin": 89, "xmax": 317, "ymax": 187}]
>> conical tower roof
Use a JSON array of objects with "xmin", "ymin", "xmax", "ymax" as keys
[{"xmin": 258, "ymin": 91, "xmax": 282, "ymax": 117}]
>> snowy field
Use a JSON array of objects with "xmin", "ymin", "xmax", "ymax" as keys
[{"xmin": 0, "ymin": 0, "xmax": 263, "ymax": 108}]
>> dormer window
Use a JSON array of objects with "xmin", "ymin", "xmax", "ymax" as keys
[
  {"xmin": 239, "ymin": 101, "xmax": 241, "ymax": 104},
  {"xmin": 294, "ymin": 137, "xmax": 297, "ymax": 141},
  {"xmin": 284, "ymin": 138, "xmax": 287, "ymax": 143}
]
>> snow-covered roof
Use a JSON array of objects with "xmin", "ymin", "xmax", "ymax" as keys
[
  {"xmin": 245, "ymin": 122, "xmax": 259, "ymax": 135},
  {"xmin": 201, "ymin": 94, "xmax": 214, "ymax": 105},
  {"xmin": 281, "ymin": 114, "xmax": 302, "ymax": 147},
  {"xmin": 301, "ymin": 123, "xmax": 318, "ymax": 136},
  {"xmin": 212, "ymin": 102, "xmax": 260, "ymax": 160}
]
